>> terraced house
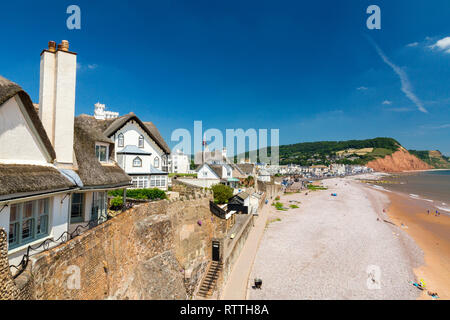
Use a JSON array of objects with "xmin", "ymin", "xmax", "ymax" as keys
[{"xmin": 0, "ymin": 41, "xmax": 130, "ymax": 265}]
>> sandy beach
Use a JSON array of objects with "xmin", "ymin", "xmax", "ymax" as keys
[
  {"xmin": 385, "ymin": 192, "xmax": 450, "ymax": 299},
  {"xmin": 248, "ymin": 175, "xmax": 423, "ymax": 300}
]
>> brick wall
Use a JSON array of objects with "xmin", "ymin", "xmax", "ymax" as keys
[
  {"xmin": 0, "ymin": 229, "xmax": 21, "ymax": 300},
  {"xmin": 1, "ymin": 191, "xmax": 215, "ymax": 300}
]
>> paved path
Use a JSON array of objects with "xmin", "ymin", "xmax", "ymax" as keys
[{"xmin": 220, "ymin": 199, "xmax": 275, "ymax": 300}]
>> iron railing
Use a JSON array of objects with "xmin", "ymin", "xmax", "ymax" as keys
[{"xmin": 9, "ymin": 209, "xmax": 113, "ymax": 279}]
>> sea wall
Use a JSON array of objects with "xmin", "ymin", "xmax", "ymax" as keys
[{"xmin": 1, "ymin": 192, "xmax": 215, "ymax": 300}]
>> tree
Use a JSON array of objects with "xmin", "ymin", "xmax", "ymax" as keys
[{"xmin": 211, "ymin": 184, "xmax": 234, "ymax": 204}]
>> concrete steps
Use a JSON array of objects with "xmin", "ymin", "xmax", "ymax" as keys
[{"xmin": 196, "ymin": 261, "xmax": 222, "ymax": 298}]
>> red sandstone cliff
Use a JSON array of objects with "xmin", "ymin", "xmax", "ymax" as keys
[{"xmin": 367, "ymin": 148, "xmax": 433, "ymax": 173}]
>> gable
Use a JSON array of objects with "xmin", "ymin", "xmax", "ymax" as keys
[
  {"xmin": 104, "ymin": 114, "xmax": 170, "ymax": 154},
  {"xmin": 198, "ymin": 164, "xmax": 220, "ymax": 178},
  {"xmin": 0, "ymin": 96, "xmax": 50, "ymax": 163},
  {"xmin": 116, "ymin": 121, "xmax": 165, "ymax": 157}
]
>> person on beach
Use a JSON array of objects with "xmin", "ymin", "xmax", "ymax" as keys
[{"xmin": 427, "ymin": 210, "xmax": 429, "ymax": 215}]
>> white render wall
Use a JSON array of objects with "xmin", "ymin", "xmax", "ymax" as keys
[
  {"xmin": 53, "ymin": 50, "xmax": 77, "ymax": 164},
  {"xmin": 170, "ymin": 151, "xmax": 190, "ymax": 173},
  {"xmin": 197, "ymin": 164, "xmax": 219, "ymax": 179},
  {"xmin": 0, "ymin": 97, "xmax": 48, "ymax": 163},
  {"xmin": 112, "ymin": 121, "xmax": 166, "ymax": 173},
  {"xmin": 178, "ymin": 178, "xmax": 220, "ymax": 189},
  {"xmin": 4, "ymin": 194, "xmax": 70, "ymax": 266},
  {"xmin": 38, "ymin": 51, "xmax": 56, "ymax": 145}
]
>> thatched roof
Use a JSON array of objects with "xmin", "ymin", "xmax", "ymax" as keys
[
  {"xmin": 0, "ymin": 75, "xmax": 56, "ymax": 161},
  {"xmin": 74, "ymin": 115, "xmax": 131, "ymax": 188},
  {"xmin": 143, "ymin": 121, "xmax": 170, "ymax": 154},
  {"xmin": 236, "ymin": 163, "xmax": 255, "ymax": 176},
  {"xmin": 102, "ymin": 113, "xmax": 171, "ymax": 154},
  {"xmin": 209, "ymin": 164, "xmax": 224, "ymax": 178},
  {"xmin": 0, "ymin": 164, "xmax": 75, "ymax": 199}
]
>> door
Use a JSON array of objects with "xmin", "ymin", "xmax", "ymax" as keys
[{"xmin": 212, "ymin": 241, "xmax": 220, "ymax": 261}]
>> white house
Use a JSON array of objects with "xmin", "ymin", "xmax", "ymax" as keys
[
  {"xmin": 0, "ymin": 40, "xmax": 130, "ymax": 265},
  {"xmin": 93, "ymin": 102, "xmax": 119, "ymax": 120},
  {"xmin": 101, "ymin": 113, "xmax": 171, "ymax": 190},
  {"xmin": 195, "ymin": 163, "xmax": 239, "ymax": 188},
  {"xmin": 257, "ymin": 169, "xmax": 271, "ymax": 182},
  {"xmin": 169, "ymin": 149, "xmax": 190, "ymax": 174}
]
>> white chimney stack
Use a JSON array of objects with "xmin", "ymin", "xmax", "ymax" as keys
[{"xmin": 39, "ymin": 40, "xmax": 77, "ymax": 165}]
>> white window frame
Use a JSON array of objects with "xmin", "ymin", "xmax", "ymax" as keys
[
  {"xmin": 133, "ymin": 156, "xmax": 142, "ymax": 167},
  {"xmin": 138, "ymin": 135, "xmax": 144, "ymax": 148},
  {"xmin": 8, "ymin": 198, "xmax": 50, "ymax": 249},
  {"xmin": 154, "ymin": 157, "xmax": 160, "ymax": 168},
  {"xmin": 150, "ymin": 175, "xmax": 166, "ymax": 188},
  {"xmin": 132, "ymin": 176, "xmax": 148, "ymax": 189},
  {"xmin": 95, "ymin": 143, "xmax": 109, "ymax": 163},
  {"xmin": 118, "ymin": 133, "xmax": 124, "ymax": 147}
]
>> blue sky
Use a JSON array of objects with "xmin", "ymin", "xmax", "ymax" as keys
[{"xmin": 1, "ymin": 0, "xmax": 449, "ymax": 155}]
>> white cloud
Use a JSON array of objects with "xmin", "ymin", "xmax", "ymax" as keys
[
  {"xmin": 370, "ymin": 40, "xmax": 428, "ymax": 113},
  {"xmin": 406, "ymin": 42, "xmax": 419, "ymax": 47},
  {"xmin": 88, "ymin": 64, "xmax": 98, "ymax": 69},
  {"xmin": 430, "ymin": 37, "xmax": 450, "ymax": 53},
  {"xmin": 382, "ymin": 100, "xmax": 392, "ymax": 105},
  {"xmin": 357, "ymin": 86, "xmax": 368, "ymax": 91}
]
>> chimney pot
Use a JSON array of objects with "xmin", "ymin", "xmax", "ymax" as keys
[
  {"xmin": 60, "ymin": 40, "xmax": 69, "ymax": 52},
  {"xmin": 48, "ymin": 41, "xmax": 56, "ymax": 52}
]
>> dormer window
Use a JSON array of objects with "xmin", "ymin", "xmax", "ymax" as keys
[
  {"xmin": 138, "ymin": 135, "xmax": 144, "ymax": 148},
  {"xmin": 118, "ymin": 133, "xmax": 124, "ymax": 147},
  {"xmin": 95, "ymin": 143, "xmax": 109, "ymax": 163},
  {"xmin": 133, "ymin": 156, "xmax": 142, "ymax": 167},
  {"xmin": 154, "ymin": 157, "xmax": 159, "ymax": 168}
]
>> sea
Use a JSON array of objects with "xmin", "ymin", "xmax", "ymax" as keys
[{"xmin": 379, "ymin": 170, "xmax": 450, "ymax": 213}]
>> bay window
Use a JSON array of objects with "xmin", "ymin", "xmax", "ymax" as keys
[
  {"xmin": 132, "ymin": 176, "xmax": 148, "ymax": 188},
  {"xmin": 150, "ymin": 175, "xmax": 166, "ymax": 188}
]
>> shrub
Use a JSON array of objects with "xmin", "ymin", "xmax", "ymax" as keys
[
  {"xmin": 108, "ymin": 188, "xmax": 167, "ymax": 200},
  {"xmin": 307, "ymin": 184, "xmax": 328, "ymax": 191},
  {"xmin": 211, "ymin": 184, "xmax": 234, "ymax": 204},
  {"xmin": 274, "ymin": 202, "xmax": 286, "ymax": 210},
  {"xmin": 289, "ymin": 204, "xmax": 299, "ymax": 209},
  {"xmin": 275, "ymin": 196, "xmax": 280, "ymax": 201},
  {"xmin": 110, "ymin": 196, "xmax": 123, "ymax": 210}
]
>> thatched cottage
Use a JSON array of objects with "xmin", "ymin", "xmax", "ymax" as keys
[
  {"xmin": 0, "ymin": 41, "xmax": 130, "ymax": 265},
  {"xmin": 98, "ymin": 112, "xmax": 171, "ymax": 191}
]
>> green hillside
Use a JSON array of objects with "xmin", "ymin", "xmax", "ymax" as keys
[
  {"xmin": 408, "ymin": 150, "xmax": 450, "ymax": 169},
  {"xmin": 237, "ymin": 137, "xmax": 402, "ymax": 166}
]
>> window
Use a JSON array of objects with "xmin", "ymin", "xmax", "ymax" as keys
[
  {"xmin": 118, "ymin": 133, "xmax": 124, "ymax": 147},
  {"xmin": 70, "ymin": 193, "xmax": 84, "ymax": 223},
  {"xmin": 132, "ymin": 176, "xmax": 148, "ymax": 188},
  {"xmin": 150, "ymin": 175, "xmax": 166, "ymax": 187},
  {"xmin": 133, "ymin": 156, "xmax": 142, "ymax": 167},
  {"xmin": 8, "ymin": 198, "xmax": 50, "ymax": 248},
  {"xmin": 154, "ymin": 157, "xmax": 160, "ymax": 168},
  {"xmin": 95, "ymin": 143, "xmax": 108, "ymax": 163},
  {"xmin": 91, "ymin": 192, "xmax": 107, "ymax": 222},
  {"xmin": 138, "ymin": 135, "xmax": 144, "ymax": 148}
]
